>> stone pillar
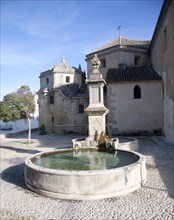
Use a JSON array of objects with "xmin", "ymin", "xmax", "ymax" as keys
[{"xmin": 85, "ymin": 54, "xmax": 109, "ymax": 141}]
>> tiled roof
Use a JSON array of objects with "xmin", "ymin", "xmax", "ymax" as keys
[
  {"xmin": 40, "ymin": 58, "xmax": 85, "ymax": 78},
  {"xmin": 106, "ymin": 66, "xmax": 162, "ymax": 82},
  {"xmin": 60, "ymin": 83, "xmax": 88, "ymax": 97},
  {"xmin": 53, "ymin": 57, "xmax": 75, "ymax": 73},
  {"xmin": 94, "ymin": 37, "xmax": 150, "ymax": 53},
  {"xmin": 40, "ymin": 70, "xmax": 52, "ymax": 78}
]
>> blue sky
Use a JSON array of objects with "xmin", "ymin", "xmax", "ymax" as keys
[{"xmin": 1, "ymin": 0, "xmax": 163, "ymax": 100}]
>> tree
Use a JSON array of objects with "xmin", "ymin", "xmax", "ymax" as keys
[
  {"xmin": 0, "ymin": 85, "xmax": 35, "ymax": 143},
  {"xmin": 0, "ymin": 101, "xmax": 20, "ymax": 122}
]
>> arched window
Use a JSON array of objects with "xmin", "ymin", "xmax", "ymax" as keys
[{"xmin": 134, "ymin": 85, "xmax": 141, "ymax": 99}]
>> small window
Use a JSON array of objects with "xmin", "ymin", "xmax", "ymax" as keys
[
  {"xmin": 79, "ymin": 104, "xmax": 84, "ymax": 113},
  {"xmin": 46, "ymin": 77, "xmax": 49, "ymax": 84},
  {"xmin": 100, "ymin": 59, "xmax": 106, "ymax": 68},
  {"xmin": 134, "ymin": 55, "xmax": 141, "ymax": 66},
  {"xmin": 50, "ymin": 95, "xmax": 54, "ymax": 104},
  {"xmin": 66, "ymin": 76, "xmax": 70, "ymax": 83},
  {"xmin": 134, "ymin": 85, "xmax": 141, "ymax": 99}
]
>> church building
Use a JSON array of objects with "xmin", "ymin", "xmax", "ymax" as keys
[
  {"xmin": 38, "ymin": 0, "xmax": 174, "ymax": 143},
  {"xmin": 86, "ymin": 38, "xmax": 163, "ymax": 135}
]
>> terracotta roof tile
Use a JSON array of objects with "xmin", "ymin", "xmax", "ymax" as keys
[
  {"xmin": 106, "ymin": 66, "xmax": 162, "ymax": 82},
  {"xmin": 94, "ymin": 37, "xmax": 150, "ymax": 53}
]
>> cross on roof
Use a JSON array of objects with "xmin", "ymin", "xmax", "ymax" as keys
[{"xmin": 117, "ymin": 25, "xmax": 121, "ymax": 45}]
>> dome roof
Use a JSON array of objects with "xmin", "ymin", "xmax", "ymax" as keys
[
  {"xmin": 40, "ymin": 69, "xmax": 52, "ymax": 78},
  {"xmin": 86, "ymin": 37, "xmax": 151, "ymax": 57},
  {"xmin": 53, "ymin": 57, "xmax": 75, "ymax": 74},
  {"xmin": 39, "ymin": 57, "xmax": 86, "ymax": 78}
]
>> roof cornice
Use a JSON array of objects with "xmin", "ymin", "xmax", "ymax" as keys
[
  {"xmin": 86, "ymin": 38, "xmax": 150, "ymax": 58},
  {"xmin": 86, "ymin": 45, "xmax": 149, "ymax": 60}
]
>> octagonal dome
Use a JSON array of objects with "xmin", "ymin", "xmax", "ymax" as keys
[{"xmin": 53, "ymin": 57, "xmax": 75, "ymax": 74}]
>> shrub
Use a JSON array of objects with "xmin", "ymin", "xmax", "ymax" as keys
[{"xmin": 39, "ymin": 124, "xmax": 47, "ymax": 135}]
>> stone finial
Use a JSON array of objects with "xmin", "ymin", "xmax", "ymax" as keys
[
  {"xmin": 78, "ymin": 64, "xmax": 82, "ymax": 71},
  {"xmin": 61, "ymin": 56, "xmax": 66, "ymax": 63},
  {"xmin": 91, "ymin": 54, "xmax": 100, "ymax": 71},
  {"xmin": 90, "ymin": 54, "xmax": 102, "ymax": 79}
]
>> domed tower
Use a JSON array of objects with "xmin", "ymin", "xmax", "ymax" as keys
[
  {"xmin": 39, "ymin": 57, "xmax": 85, "ymax": 91},
  {"xmin": 38, "ymin": 57, "xmax": 87, "ymax": 134}
]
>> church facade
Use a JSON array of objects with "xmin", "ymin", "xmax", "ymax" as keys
[
  {"xmin": 38, "ymin": 0, "xmax": 174, "ymax": 143},
  {"xmin": 86, "ymin": 38, "xmax": 163, "ymax": 135}
]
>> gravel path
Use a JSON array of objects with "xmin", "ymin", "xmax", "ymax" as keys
[{"xmin": 0, "ymin": 133, "xmax": 174, "ymax": 220}]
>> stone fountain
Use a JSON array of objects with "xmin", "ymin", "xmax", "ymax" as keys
[
  {"xmin": 83, "ymin": 54, "xmax": 109, "ymax": 148},
  {"xmin": 72, "ymin": 54, "xmax": 138, "ymax": 151},
  {"xmin": 25, "ymin": 54, "xmax": 146, "ymax": 200}
]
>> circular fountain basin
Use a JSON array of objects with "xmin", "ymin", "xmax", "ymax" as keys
[
  {"xmin": 117, "ymin": 137, "xmax": 139, "ymax": 151},
  {"xmin": 25, "ymin": 148, "xmax": 146, "ymax": 200}
]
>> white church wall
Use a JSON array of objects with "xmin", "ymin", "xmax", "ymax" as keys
[
  {"xmin": 86, "ymin": 50, "xmax": 150, "ymax": 80},
  {"xmin": 53, "ymin": 73, "xmax": 84, "ymax": 88},
  {"xmin": 107, "ymin": 81, "xmax": 163, "ymax": 134}
]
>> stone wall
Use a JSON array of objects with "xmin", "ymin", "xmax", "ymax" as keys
[
  {"xmin": 106, "ymin": 81, "xmax": 163, "ymax": 134},
  {"xmin": 38, "ymin": 58, "xmax": 88, "ymax": 134},
  {"xmin": 38, "ymin": 89, "xmax": 88, "ymax": 134},
  {"xmin": 150, "ymin": 0, "xmax": 174, "ymax": 142}
]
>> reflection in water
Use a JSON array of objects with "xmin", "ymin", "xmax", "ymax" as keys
[{"xmin": 33, "ymin": 149, "xmax": 138, "ymax": 171}]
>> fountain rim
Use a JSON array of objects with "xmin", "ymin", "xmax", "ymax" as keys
[
  {"xmin": 72, "ymin": 136, "xmax": 139, "ymax": 151},
  {"xmin": 72, "ymin": 136, "xmax": 138, "ymax": 144},
  {"xmin": 25, "ymin": 147, "xmax": 145, "ymax": 175}
]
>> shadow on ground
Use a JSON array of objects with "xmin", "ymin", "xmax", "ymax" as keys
[
  {"xmin": 1, "ymin": 145, "xmax": 40, "ymax": 154},
  {"xmin": 138, "ymin": 137, "xmax": 174, "ymax": 199},
  {"xmin": 1, "ymin": 163, "xmax": 26, "ymax": 189}
]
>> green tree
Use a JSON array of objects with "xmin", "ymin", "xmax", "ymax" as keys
[
  {"xmin": 0, "ymin": 102, "xmax": 20, "ymax": 122},
  {"xmin": 0, "ymin": 85, "xmax": 35, "ymax": 143}
]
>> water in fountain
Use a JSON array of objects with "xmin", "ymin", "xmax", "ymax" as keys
[{"xmin": 32, "ymin": 149, "xmax": 139, "ymax": 171}]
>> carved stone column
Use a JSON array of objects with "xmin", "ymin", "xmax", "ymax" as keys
[{"xmin": 85, "ymin": 54, "xmax": 109, "ymax": 141}]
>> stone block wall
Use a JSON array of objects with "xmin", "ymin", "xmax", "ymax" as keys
[{"xmin": 38, "ymin": 89, "xmax": 88, "ymax": 134}]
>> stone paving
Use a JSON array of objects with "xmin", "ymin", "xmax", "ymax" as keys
[{"xmin": 0, "ymin": 132, "xmax": 174, "ymax": 220}]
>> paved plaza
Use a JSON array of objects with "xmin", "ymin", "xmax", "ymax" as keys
[{"xmin": 0, "ymin": 132, "xmax": 174, "ymax": 220}]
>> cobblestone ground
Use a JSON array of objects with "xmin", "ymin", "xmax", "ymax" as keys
[{"xmin": 0, "ymin": 133, "xmax": 174, "ymax": 220}]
